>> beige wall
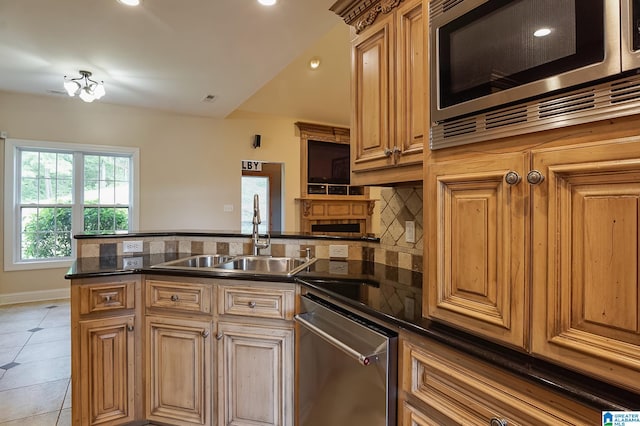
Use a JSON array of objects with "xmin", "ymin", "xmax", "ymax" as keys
[{"xmin": 0, "ymin": 90, "xmax": 345, "ymax": 300}]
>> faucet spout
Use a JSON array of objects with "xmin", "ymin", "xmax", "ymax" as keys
[{"xmin": 252, "ymin": 194, "xmax": 270, "ymax": 255}]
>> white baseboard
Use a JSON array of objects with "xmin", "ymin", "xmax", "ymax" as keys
[{"xmin": 0, "ymin": 288, "xmax": 70, "ymax": 306}]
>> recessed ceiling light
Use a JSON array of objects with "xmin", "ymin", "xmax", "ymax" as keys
[
  {"xmin": 309, "ymin": 57, "xmax": 321, "ymax": 70},
  {"xmin": 533, "ymin": 28, "xmax": 551, "ymax": 37},
  {"xmin": 118, "ymin": 0, "xmax": 140, "ymax": 6},
  {"xmin": 258, "ymin": 0, "xmax": 276, "ymax": 5}
]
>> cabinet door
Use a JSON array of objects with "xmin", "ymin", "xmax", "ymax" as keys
[
  {"xmin": 531, "ymin": 138, "xmax": 640, "ymax": 393},
  {"xmin": 145, "ymin": 316, "xmax": 211, "ymax": 426},
  {"xmin": 217, "ymin": 322, "xmax": 294, "ymax": 426},
  {"xmin": 395, "ymin": 0, "xmax": 425, "ymax": 167},
  {"xmin": 351, "ymin": 12, "xmax": 395, "ymax": 173},
  {"xmin": 426, "ymin": 152, "xmax": 529, "ymax": 349},
  {"xmin": 79, "ymin": 315, "xmax": 135, "ymax": 426}
]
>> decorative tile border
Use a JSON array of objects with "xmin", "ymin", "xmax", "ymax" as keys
[{"xmin": 76, "ymin": 187, "xmax": 425, "ymax": 273}]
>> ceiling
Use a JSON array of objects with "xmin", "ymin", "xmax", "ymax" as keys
[{"xmin": 0, "ymin": 0, "xmax": 352, "ymax": 124}]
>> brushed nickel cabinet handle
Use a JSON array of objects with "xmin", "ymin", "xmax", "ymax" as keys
[
  {"xmin": 526, "ymin": 170, "xmax": 545, "ymax": 185},
  {"xmin": 127, "ymin": 324, "xmax": 134, "ymax": 332},
  {"xmin": 248, "ymin": 301, "xmax": 256, "ymax": 308},
  {"xmin": 383, "ymin": 148, "xmax": 393, "ymax": 157},
  {"xmin": 170, "ymin": 294, "xmax": 179, "ymax": 302},
  {"xmin": 504, "ymin": 171, "xmax": 521, "ymax": 185},
  {"xmin": 215, "ymin": 333, "xmax": 223, "ymax": 341},
  {"xmin": 201, "ymin": 329, "xmax": 209, "ymax": 338},
  {"xmin": 490, "ymin": 417, "xmax": 508, "ymax": 426}
]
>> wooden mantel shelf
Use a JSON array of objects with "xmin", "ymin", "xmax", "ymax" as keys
[{"xmin": 297, "ymin": 198, "xmax": 376, "ymax": 236}]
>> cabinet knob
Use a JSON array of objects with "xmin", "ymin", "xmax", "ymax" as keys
[
  {"xmin": 383, "ymin": 148, "xmax": 393, "ymax": 157},
  {"xmin": 127, "ymin": 324, "xmax": 134, "ymax": 332},
  {"xmin": 504, "ymin": 171, "xmax": 521, "ymax": 185},
  {"xmin": 392, "ymin": 146, "xmax": 402, "ymax": 155},
  {"xmin": 170, "ymin": 294, "xmax": 179, "ymax": 302},
  {"xmin": 248, "ymin": 301, "xmax": 256, "ymax": 308},
  {"xmin": 526, "ymin": 170, "xmax": 545, "ymax": 185},
  {"xmin": 490, "ymin": 418, "xmax": 508, "ymax": 426},
  {"xmin": 201, "ymin": 329, "xmax": 209, "ymax": 338},
  {"xmin": 216, "ymin": 333, "xmax": 223, "ymax": 340}
]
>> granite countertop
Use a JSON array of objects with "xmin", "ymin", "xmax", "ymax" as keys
[
  {"xmin": 72, "ymin": 230, "xmax": 380, "ymax": 242},
  {"xmin": 65, "ymin": 254, "xmax": 639, "ymax": 411}
]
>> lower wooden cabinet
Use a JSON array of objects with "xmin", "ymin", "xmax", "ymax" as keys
[
  {"xmin": 71, "ymin": 276, "xmax": 142, "ymax": 426},
  {"xmin": 145, "ymin": 315, "xmax": 212, "ymax": 426},
  {"xmin": 399, "ymin": 336, "xmax": 600, "ymax": 425},
  {"xmin": 217, "ymin": 320, "xmax": 294, "ymax": 426},
  {"xmin": 78, "ymin": 315, "xmax": 136, "ymax": 426}
]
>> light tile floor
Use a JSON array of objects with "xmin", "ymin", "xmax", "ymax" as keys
[{"xmin": 0, "ymin": 299, "xmax": 71, "ymax": 425}]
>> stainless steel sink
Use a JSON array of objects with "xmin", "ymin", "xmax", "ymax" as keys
[
  {"xmin": 214, "ymin": 256, "xmax": 316, "ymax": 276},
  {"xmin": 151, "ymin": 254, "xmax": 316, "ymax": 276},
  {"xmin": 151, "ymin": 254, "xmax": 235, "ymax": 270}
]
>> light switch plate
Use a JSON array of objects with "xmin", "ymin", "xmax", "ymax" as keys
[{"xmin": 405, "ymin": 221, "xmax": 416, "ymax": 243}]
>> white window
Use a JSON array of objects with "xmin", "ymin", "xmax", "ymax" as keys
[
  {"xmin": 4, "ymin": 139, "xmax": 139, "ymax": 270},
  {"xmin": 241, "ymin": 176, "xmax": 269, "ymax": 234}
]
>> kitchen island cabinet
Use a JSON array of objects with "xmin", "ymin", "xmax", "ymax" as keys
[
  {"xmin": 426, "ymin": 116, "xmax": 640, "ymax": 393},
  {"xmin": 333, "ymin": 0, "xmax": 426, "ymax": 185},
  {"xmin": 216, "ymin": 281, "xmax": 295, "ymax": 426},
  {"xmin": 71, "ymin": 276, "xmax": 141, "ymax": 426}
]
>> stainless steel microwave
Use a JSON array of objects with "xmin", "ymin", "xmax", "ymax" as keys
[{"xmin": 430, "ymin": 0, "xmax": 640, "ymax": 123}]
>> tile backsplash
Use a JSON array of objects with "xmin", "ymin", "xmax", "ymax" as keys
[{"xmin": 77, "ymin": 186, "xmax": 425, "ymax": 273}]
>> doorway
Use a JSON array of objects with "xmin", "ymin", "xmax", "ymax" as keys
[{"xmin": 241, "ymin": 162, "xmax": 283, "ymax": 233}]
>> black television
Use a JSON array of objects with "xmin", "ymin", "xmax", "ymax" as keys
[{"xmin": 307, "ymin": 140, "xmax": 350, "ymax": 185}]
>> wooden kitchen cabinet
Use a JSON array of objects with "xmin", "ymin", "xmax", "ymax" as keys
[
  {"xmin": 71, "ymin": 276, "xmax": 141, "ymax": 426},
  {"xmin": 216, "ymin": 280, "xmax": 295, "ymax": 426},
  {"xmin": 398, "ymin": 336, "xmax": 600, "ymax": 425},
  {"xmin": 143, "ymin": 277, "xmax": 214, "ymax": 426},
  {"xmin": 425, "ymin": 118, "xmax": 640, "ymax": 393},
  {"xmin": 145, "ymin": 315, "xmax": 212, "ymax": 426},
  {"xmin": 426, "ymin": 152, "xmax": 529, "ymax": 350},
  {"xmin": 346, "ymin": 0, "xmax": 426, "ymax": 185}
]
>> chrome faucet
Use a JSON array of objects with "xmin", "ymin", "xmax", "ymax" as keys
[{"xmin": 252, "ymin": 194, "xmax": 270, "ymax": 256}]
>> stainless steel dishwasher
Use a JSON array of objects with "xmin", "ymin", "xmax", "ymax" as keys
[{"xmin": 295, "ymin": 292, "xmax": 397, "ymax": 426}]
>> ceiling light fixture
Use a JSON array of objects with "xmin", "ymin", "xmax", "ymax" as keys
[
  {"xmin": 309, "ymin": 57, "xmax": 321, "ymax": 70},
  {"xmin": 533, "ymin": 28, "xmax": 552, "ymax": 37},
  {"xmin": 118, "ymin": 0, "xmax": 140, "ymax": 6},
  {"xmin": 258, "ymin": 0, "xmax": 276, "ymax": 6},
  {"xmin": 63, "ymin": 70, "xmax": 106, "ymax": 103}
]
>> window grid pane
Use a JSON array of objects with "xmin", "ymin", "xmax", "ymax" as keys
[{"xmin": 15, "ymin": 147, "xmax": 134, "ymax": 263}]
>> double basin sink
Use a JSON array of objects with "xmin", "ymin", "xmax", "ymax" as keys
[{"xmin": 151, "ymin": 254, "xmax": 317, "ymax": 277}]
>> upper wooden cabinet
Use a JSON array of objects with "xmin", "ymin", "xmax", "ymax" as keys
[
  {"xmin": 333, "ymin": 0, "xmax": 426, "ymax": 185},
  {"xmin": 425, "ymin": 117, "xmax": 640, "ymax": 393}
]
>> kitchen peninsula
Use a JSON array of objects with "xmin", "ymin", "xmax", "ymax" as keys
[{"xmin": 66, "ymin": 231, "xmax": 637, "ymax": 426}]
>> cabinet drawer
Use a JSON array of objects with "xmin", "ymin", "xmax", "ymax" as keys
[
  {"xmin": 79, "ymin": 281, "xmax": 136, "ymax": 314},
  {"xmin": 218, "ymin": 285, "xmax": 295, "ymax": 320},
  {"xmin": 402, "ymin": 340, "xmax": 599, "ymax": 425},
  {"xmin": 145, "ymin": 280, "xmax": 212, "ymax": 314}
]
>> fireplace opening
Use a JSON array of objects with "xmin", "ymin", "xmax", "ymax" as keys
[{"xmin": 311, "ymin": 223, "xmax": 361, "ymax": 234}]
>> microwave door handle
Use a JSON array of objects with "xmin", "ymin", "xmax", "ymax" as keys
[{"xmin": 294, "ymin": 313, "xmax": 381, "ymax": 366}]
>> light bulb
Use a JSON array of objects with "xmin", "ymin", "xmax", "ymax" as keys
[
  {"xmin": 118, "ymin": 0, "xmax": 140, "ymax": 6},
  {"xmin": 79, "ymin": 88, "xmax": 95, "ymax": 103},
  {"xmin": 309, "ymin": 57, "xmax": 321, "ymax": 70},
  {"xmin": 258, "ymin": 0, "xmax": 276, "ymax": 5},
  {"xmin": 93, "ymin": 83, "xmax": 106, "ymax": 99},
  {"xmin": 63, "ymin": 79, "xmax": 79, "ymax": 96},
  {"xmin": 533, "ymin": 28, "xmax": 551, "ymax": 37}
]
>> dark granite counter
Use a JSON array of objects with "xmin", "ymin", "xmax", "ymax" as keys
[
  {"xmin": 65, "ymin": 255, "xmax": 639, "ymax": 411},
  {"xmin": 73, "ymin": 230, "xmax": 380, "ymax": 242}
]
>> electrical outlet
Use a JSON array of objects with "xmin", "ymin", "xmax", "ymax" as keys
[
  {"xmin": 122, "ymin": 240, "xmax": 143, "ymax": 253},
  {"xmin": 405, "ymin": 221, "xmax": 416, "ymax": 243},
  {"xmin": 329, "ymin": 244, "xmax": 349, "ymax": 258},
  {"xmin": 123, "ymin": 256, "xmax": 143, "ymax": 269},
  {"xmin": 224, "ymin": 204, "xmax": 234, "ymax": 212}
]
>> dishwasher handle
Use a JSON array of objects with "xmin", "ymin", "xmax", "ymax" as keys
[{"xmin": 295, "ymin": 312, "xmax": 382, "ymax": 366}]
